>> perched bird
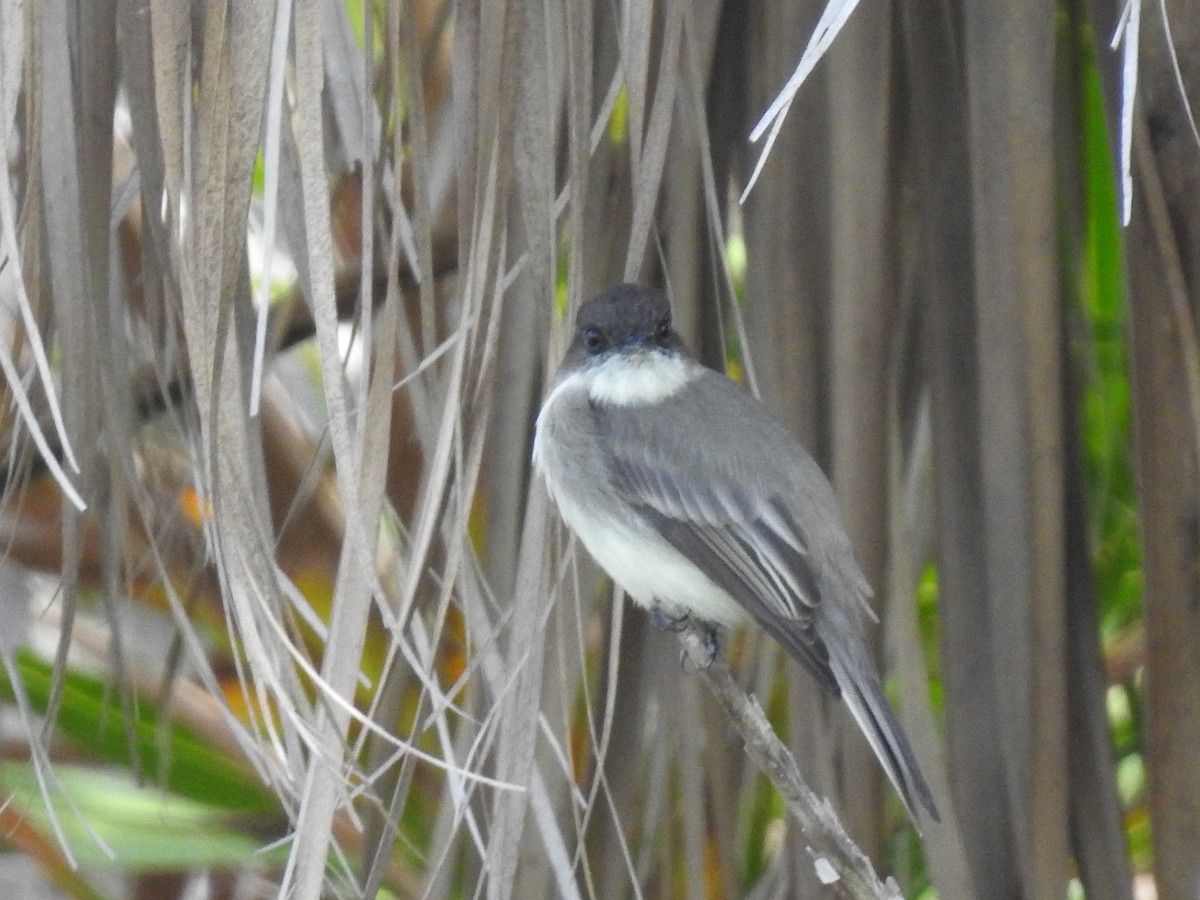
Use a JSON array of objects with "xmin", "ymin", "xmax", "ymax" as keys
[{"xmin": 533, "ymin": 283, "xmax": 939, "ymax": 825}]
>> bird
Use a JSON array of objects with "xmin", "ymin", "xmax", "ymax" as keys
[{"xmin": 532, "ymin": 283, "xmax": 939, "ymax": 826}]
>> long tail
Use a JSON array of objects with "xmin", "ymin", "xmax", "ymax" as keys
[{"xmin": 830, "ymin": 650, "xmax": 940, "ymax": 828}]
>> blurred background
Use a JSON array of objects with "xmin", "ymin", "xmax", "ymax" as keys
[{"xmin": 0, "ymin": 0, "xmax": 1193, "ymax": 897}]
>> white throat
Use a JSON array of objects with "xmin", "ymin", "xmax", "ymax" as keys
[{"xmin": 585, "ymin": 349, "xmax": 695, "ymax": 407}]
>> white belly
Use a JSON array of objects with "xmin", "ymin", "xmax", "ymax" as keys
[{"xmin": 551, "ymin": 486, "xmax": 746, "ymax": 627}]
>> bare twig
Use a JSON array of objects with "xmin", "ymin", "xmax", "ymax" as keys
[{"xmin": 676, "ymin": 622, "xmax": 903, "ymax": 900}]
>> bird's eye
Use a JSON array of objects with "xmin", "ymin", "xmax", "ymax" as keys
[
  {"xmin": 654, "ymin": 320, "xmax": 671, "ymax": 346},
  {"xmin": 583, "ymin": 327, "xmax": 605, "ymax": 354}
]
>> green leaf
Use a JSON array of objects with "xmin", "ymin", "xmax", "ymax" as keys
[
  {"xmin": 0, "ymin": 763, "xmax": 286, "ymax": 871},
  {"xmin": 0, "ymin": 652, "xmax": 280, "ymax": 818}
]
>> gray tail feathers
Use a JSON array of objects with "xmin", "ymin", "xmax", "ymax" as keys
[{"xmin": 832, "ymin": 654, "xmax": 940, "ymax": 828}]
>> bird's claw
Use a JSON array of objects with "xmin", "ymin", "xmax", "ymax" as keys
[
  {"xmin": 650, "ymin": 606, "xmax": 689, "ymax": 633},
  {"xmin": 649, "ymin": 608, "xmax": 719, "ymax": 670},
  {"xmin": 678, "ymin": 623, "xmax": 720, "ymax": 672}
]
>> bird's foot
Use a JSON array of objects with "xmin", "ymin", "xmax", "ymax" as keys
[
  {"xmin": 679, "ymin": 622, "xmax": 720, "ymax": 673},
  {"xmin": 649, "ymin": 608, "xmax": 719, "ymax": 670},
  {"xmin": 650, "ymin": 606, "xmax": 690, "ymax": 633}
]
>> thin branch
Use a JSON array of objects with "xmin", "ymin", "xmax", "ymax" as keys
[{"xmin": 676, "ymin": 622, "xmax": 903, "ymax": 900}]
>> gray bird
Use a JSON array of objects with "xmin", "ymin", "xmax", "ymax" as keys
[{"xmin": 533, "ymin": 283, "xmax": 939, "ymax": 825}]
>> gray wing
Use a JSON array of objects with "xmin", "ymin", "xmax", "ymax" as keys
[
  {"xmin": 594, "ymin": 370, "xmax": 851, "ymax": 693},
  {"xmin": 595, "ymin": 367, "xmax": 941, "ymax": 824}
]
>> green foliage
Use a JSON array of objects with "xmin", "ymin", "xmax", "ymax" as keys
[
  {"xmin": 915, "ymin": 563, "xmax": 944, "ymax": 724},
  {"xmin": 726, "ymin": 233, "xmax": 747, "ymax": 302},
  {"xmin": 0, "ymin": 651, "xmax": 280, "ymax": 818},
  {"xmin": 345, "ymin": 0, "xmax": 386, "ymax": 58},
  {"xmin": 609, "ymin": 87, "xmax": 629, "ymax": 146},
  {"xmin": 1073, "ymin": 22, "xmax": 1146, "ymax": 876},
  {"xmin": 1077, "ymin": 36, "xmax": 1141, "ymax": 636},
  {"xmin": 0, "ymin": 764, "xmax": 285, "ymax": 871}
]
